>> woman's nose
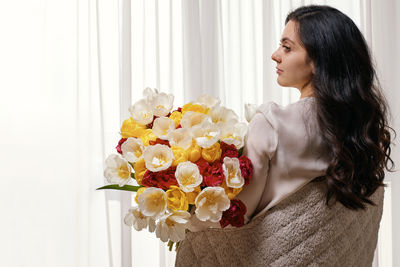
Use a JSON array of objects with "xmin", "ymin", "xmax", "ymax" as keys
[{"xmin": 271, "ymin": 49, "xmax": 281, "ymax": 63}]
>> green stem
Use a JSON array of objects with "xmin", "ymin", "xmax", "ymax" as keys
[{"xmin": 167, "ymin": 240, "xmax": 174, "ymax": 251}]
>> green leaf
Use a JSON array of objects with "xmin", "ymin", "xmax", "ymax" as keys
[
  {"xmin": 238, "ymin": 147, "xmax": 244, "ymax": 157},
  {"xmin": 96, "ymin": 184, "xmax": 143, "ymax": 192}
]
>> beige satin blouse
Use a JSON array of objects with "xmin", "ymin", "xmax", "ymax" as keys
[
  {"xmin": 240, "ymin": 96, "xmax": 331, "ymax": 222},
  {"xmin": 188, "ymin": 96, "xmax": 331, "ymax": 231}
]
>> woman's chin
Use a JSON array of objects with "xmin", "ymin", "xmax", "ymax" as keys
[{"xmin": 277, "ymin": 78, "xmax": 290, "ymax": 87}]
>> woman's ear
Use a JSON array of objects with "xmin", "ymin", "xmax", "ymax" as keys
[{"xmin": 311, "ymin": 61, "xmax": 315, "ymax": 75}]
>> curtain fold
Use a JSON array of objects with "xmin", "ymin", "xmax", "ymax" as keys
[
  {"xmin": 263, "ymin": 0, "xmax": 282, "ymax": 104},
  {"xmin": 118, "ymin": 0, "xmax": 132, "ymax": 266},
  {"xmin": 367, "ymin": 1, "xmax": 400, "ymax": 266},
  {"xmin": 182, "ymin": 0, "xmax": 225, "ymax": 103},
  {"xmin": 79, "ymin": 0, "xmax": 121, "ymax": 266}
]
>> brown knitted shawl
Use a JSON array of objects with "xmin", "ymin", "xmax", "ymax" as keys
[{"xmin": 175, "ymin": 180, "xmax": 384, "ymax": 267}]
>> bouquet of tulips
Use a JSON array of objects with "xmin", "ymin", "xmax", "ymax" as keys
[{"xmin": 97, "ymin": 88, "xmax": 253, "ymax": 250}]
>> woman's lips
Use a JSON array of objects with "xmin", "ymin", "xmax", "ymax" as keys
[{"xmin": 276, "ymin": 68, "xmax": 283, "ymax": 74}]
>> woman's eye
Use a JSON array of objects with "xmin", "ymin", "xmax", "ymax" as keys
[{"xmin": 279, "ymin": 43, "xmax": 290, "ymax": 52}]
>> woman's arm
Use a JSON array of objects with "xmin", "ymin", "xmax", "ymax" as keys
[{"xmin": 235, "ymin": 112, "xmax": 277, "ymax": 221}]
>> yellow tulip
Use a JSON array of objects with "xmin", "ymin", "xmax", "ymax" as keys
[
  {"xmin": 201, "ymin": 142, "xmax": 221, "ymax": 163},
  {"xmin": 169, "ymin": 111, "xmax": 183, "ymax": 127},
  {"xmin": 171, "ymin": 146, "xmax": 188, "ymax": 167},
  {"xmin": 182, "ymin": 102, "xmax": 209, "ymax": 115},
  {"xmin": 186, "ymin": 140, "xmax": 202, "ymax": 162},
  {"xmin": 221, "ymin": 180, "xmax": 242, "ymax": 200},
  {"xmin": 120, "ymin": 117, "xmax": 146, "ymax": 138},
  {"xmin": 185, "ymin": 186, "xmax": 201, "ymax": 205},
  {"xmin": 133, "ymin": 158, "xmax": 147, "ymax": 185},
  {"xmin": 139, "ymin": 129, "xmax": 157, "ymax": 146},
  {"xmin": 135, "ymin": 187, "xmax": 147, "ymax": 204},
  {"xmin": 166, "ymin": 186, "xmax": 189, "ymax": 211}
]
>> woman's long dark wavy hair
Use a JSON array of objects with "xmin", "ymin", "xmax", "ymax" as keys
[{"xmin": 286, "ymin": 5, "xmax": 396, "ymax": 210}]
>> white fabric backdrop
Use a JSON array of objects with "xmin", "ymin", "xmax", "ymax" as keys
[{"xmin": 0, "ymin": 0, "xmax": 398, "ymax": 266}]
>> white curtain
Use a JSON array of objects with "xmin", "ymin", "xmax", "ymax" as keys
[
  {"xmin": 1, "ymin": 0, "xmax": 398, "ymax": 267},
  {"xmin": 0, "ymin": 0, "xmax": 112, "ymax": 266},
  {"xmin": 0, "ymin": 0, "xmax": 129, "ymax": 266}
]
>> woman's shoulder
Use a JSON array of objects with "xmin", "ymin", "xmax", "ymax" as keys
[{"xmin": 256, "ymin": 97, "xmax": 315, "ymax": 126}]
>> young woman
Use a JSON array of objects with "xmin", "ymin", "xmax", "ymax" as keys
[{"xmin": 176, "ymin": 5, "xmax": 395, "ymax": 266}]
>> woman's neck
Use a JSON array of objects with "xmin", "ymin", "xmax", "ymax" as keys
[{"xmin": 299, "ymin": 82, "xmax": 314, "ymax": 99}]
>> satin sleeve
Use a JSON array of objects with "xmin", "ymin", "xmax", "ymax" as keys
[{"xmin": 235, "ymin": 109, "xmax": 278, "ymax": 222}]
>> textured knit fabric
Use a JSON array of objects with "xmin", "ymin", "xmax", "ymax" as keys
[{"xmin": 175, "ymin": 179, "xmax": 384, "ymax": 267}]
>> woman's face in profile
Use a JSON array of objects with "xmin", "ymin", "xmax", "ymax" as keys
[{"xmin": 271, "ymin": 20, "xmax": 314, "ymax": 91}]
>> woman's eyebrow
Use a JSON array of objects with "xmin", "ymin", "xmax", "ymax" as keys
[{"xmin": 280, "ymin": 37, "xmax": 295, "ymax": 44}]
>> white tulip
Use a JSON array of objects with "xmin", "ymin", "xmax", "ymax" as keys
[
  {"xmin": 167, "ymin": 128, "xmax": 193, "ymax": 150},
  {"xmin": 222, "ymin": 157, "xmax": 245, "ymax": 188},
  {"xmin": 103, "ymin": 154, "xmax": 133, "ymax": 187},
  {"xmin": 209, "ymin": 106, "xmax": 239, "ymax": 126},
  {"xmin": 150, "ymin": 92, "xmax": 174, "ymax": 117},
  {"xmin": 121, "ymin": 137, "xmax": 145, "ymax": 163},
  {"xmin": 194, "ymin": 187, "xmax": 230, "ymax": 222},
  {"xmin": 244, "ymin": 103, "xmax": 258, "ymax": 123},
  {"xmin": 143, "ymin": 144, "xmax": 174, "ymax": 172},
  {"xmin": 138, "ymin": 187, "xmax": 168, "ymax": 220},
  {"xmin": 220, "ymin": 122, "xmax": 248, "ymax": 149},
  {"xmin": 191, "ymin": 121, "xmax": 220, "ymax": 148},
  {"xmin": 143, "ymin": 87, "xmax": 159, "ymax": 102},
  {"xmin": 155, "ymin": 210, "xmax": 191, "ymax": 242},
  {"xmin": 187, "ymin": 213, "xmax": 222, "ymax": 232},
  {"xmin": 175, "ymin": 161, "xmax": 203, "ymax": 192},
  {"xmin": 196, "ymin": 94, "xmax": 221, "ymax": 109},
  {"xmin": 124, "ymin": 206, "xmax": 156, "ymax": 232},
  {"xmin": 152, "ymin": 117, "xmax": 176, "ymax": 140},
  {"xmin": 180, "ymin": 111, "xmax": 211, "ymax": 129},
  {"xmin": 129, "ymin": 99, "xmax": 154, "ymax": 125}
]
